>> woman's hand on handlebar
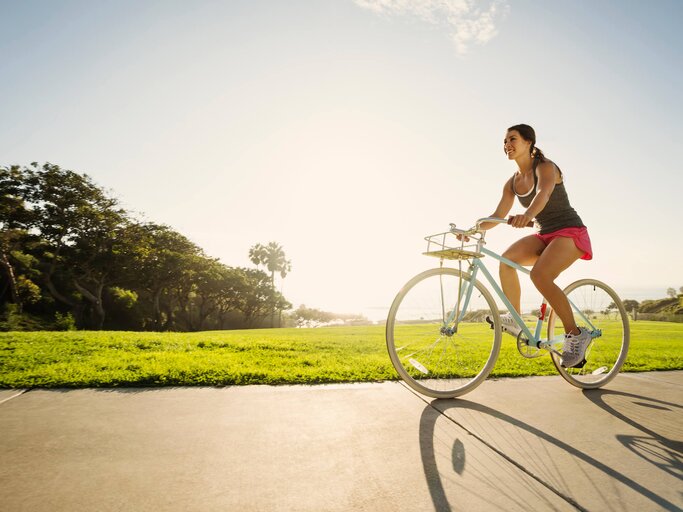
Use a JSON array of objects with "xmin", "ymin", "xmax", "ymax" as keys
[
  {"xmin": 450, "ymin": 223, "xmax": 472, "ymax": 242},
  {"xmin": 508, "ymin": 214, "xmax": 534, "ymax": 228}
]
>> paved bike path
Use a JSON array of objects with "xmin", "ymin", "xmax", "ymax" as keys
[{"xmin": 0, "ymin": 371, "xmax": 681, "ymax": 511}]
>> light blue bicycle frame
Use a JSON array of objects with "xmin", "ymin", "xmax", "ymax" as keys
[{"xmin": 449, "ymin": 247, "xmax": 600, "ymax": 350}]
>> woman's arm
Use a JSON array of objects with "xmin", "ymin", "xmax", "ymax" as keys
[
  {"xmin": 479, "ymin": 177, "xmax": 515, "ymax": 231},
  {"xmin": 509, "ymin": 162, "xmax": 557, "ymax": 228}
]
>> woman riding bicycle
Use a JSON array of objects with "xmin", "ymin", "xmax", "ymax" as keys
[{"xmin": 478, "ymin": 124, "xmax": 593, "ymax": 368}]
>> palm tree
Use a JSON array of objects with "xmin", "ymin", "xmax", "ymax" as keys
[{"xmin": 248, "ymin": 242, "xmax": 292, "ymax": 326}]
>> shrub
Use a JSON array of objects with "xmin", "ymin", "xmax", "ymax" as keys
[
  {"xmin": 0, "ymin": 304, "xmax": 49, "ymax": 331},
  {"xmin": 54, "ymin": 312, "xmax": 77, "ymax": 331}
]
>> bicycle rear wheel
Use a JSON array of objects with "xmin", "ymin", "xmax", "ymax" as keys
[
  {"xmin": 547, "ymin": 279, "xmax": 630, "ymax": 388},
  {"xmin": 386, "ymin": 268, "xmax": 502, "ymax": 398}
]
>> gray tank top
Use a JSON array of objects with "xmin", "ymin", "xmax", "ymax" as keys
[{"xmin": 511, "ymin": 158, "xmax": 585, "ymax": 234}]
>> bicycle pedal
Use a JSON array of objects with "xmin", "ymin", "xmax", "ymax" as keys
[{"xmin": 571, "ymin": 358, "xmax": 587, "ymax": 369}]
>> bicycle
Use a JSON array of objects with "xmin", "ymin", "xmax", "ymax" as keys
[{"xmin": 385, "ymin": 217, "xmax": 630, "ymax": 398}]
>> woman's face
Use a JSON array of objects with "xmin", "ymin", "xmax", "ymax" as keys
[{"xmin": 503, "ymin": 130, "xmax": 531, "ymax": 159}]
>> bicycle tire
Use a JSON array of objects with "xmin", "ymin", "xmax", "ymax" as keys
[
  {"xmin": 547, "ymin": 279, "xmax": 630, "ymax": 389},
  {"xmin": 386, "ymin": 268, "xmax": 502, "ymax": 398}
]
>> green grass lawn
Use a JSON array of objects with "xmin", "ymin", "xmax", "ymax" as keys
[{"xmin": 0, "ymin": 321, "xmax": 681, "ymax": 388}]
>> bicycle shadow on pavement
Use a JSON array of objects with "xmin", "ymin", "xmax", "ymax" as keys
[
  {"xmin": 419, "ymin": 397, "xmax": 681, "ymax": 512},
  {"xmin": 418, "ymin": 404, "xmax": 566, "ymax": 512},
  {"xmin": 582, "ymin": 388, "xmax": 683, "ymax": 480}
]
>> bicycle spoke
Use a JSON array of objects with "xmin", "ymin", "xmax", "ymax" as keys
[
  {"xmin": 386, "ymin": 268, "xmax": 501, "ymax": 397},
  {"xmin": 548, "ymin": 279, "xmax": 629, "ymax": 389}
]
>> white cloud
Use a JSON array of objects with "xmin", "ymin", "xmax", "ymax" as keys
[{"xmin": 354, "ymin": 0, "xmax": 510, "ymax": 54}]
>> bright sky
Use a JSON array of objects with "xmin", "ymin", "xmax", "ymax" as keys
[{"xmin": 2, "ymin": 0, "xmax": 682, "ymax": 319}]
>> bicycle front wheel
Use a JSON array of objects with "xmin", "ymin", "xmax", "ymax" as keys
[
  {"xmin": 547, "ymin": 279, "xmax": 630, "ymax": 389},
  {"xmin": 386, "ymin": 268, "xmax": 502, "ymax": 398}
]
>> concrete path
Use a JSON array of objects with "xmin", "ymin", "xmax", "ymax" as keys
[{"xmin": 1, "ymin": 372, "xmax": 681, "ymax": 511}]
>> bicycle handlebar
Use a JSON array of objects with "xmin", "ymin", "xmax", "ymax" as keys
[
  {"xmin": 475, "ymin": 217, "xmax": 507, "ymax": 229},
  {"xmin": 476, "ymin": 216, "xmax": 535, "ymax": 229},
  {"xmin": 449, "ymin": 217, "xmax": 534, "ymax": 237}
]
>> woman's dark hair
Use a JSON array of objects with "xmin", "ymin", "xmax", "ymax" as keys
[{"xmin": 507, "ymin": 123, "xmax": 547, "ymax": 161}]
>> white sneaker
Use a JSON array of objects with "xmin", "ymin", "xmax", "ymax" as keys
[
  {"xmin": 561, "ymin": 328, "xmax": 592, "ymax": 368},
  {"xmin": 485, "ymin": 313, "xmax": 521, "ymax": 338}
]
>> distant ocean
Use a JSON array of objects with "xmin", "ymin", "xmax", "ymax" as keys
[{"xmin": 357, "ymin": 286, "xmax": 673, "ymax": 324}]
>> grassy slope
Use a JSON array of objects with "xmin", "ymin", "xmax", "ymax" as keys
[{"xmin": 0, "ymin": 321, "xmax": 681, "ymax": 388}]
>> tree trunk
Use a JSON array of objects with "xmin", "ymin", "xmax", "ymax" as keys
[
  {"xmin": 186, "ymin": 303, "xmax": 194, "ymax": 331},
  {"xmin": 173, "ymin": 288, "xmax": 192, "ymax": 331},
  {"xmin": 0, "ymin": 250, "xmax": 22, "ymax": 313},
  {"xmin": 162, "ymin": 303, "xmax": 174, "ymax": 331},
  {"xmin": 197, "ymin": 297, "xmax": 216, "ymax": 331},
  {"xmin": 45, "ymin": 274, "xmax": 76, "ymax": 307},
  {"xmin": 271, "ymin": 271, "xmax": 276, "ymax": 327},
  {"xmin": 73, "ymin": 279, "xmax": 106, "ymax": 330},
  {"xmin": 44, "ymin": 244, "xmax": 76, "ymax": 308},
  {"xmin": 153, "ymin": 288, "xmax": 163, "ymax": 330}
]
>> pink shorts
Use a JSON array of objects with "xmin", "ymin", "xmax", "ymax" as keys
[{"xmin": 534, "ymin": 226, "xmax": 593, "ymax": 260}]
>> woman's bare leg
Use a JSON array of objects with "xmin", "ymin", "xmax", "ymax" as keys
[
  {"xmin": 529, "ymin": 237, "xmax": 584, "ymax": 334},
  {"xmin": 500, "ymin": 235, "xmax": 546, "ymax": 313}
]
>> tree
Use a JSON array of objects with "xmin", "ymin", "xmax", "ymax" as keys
[
  {"xmin": 18, "ymin": 163, "xmax": 129, "ymax": 328},
  {"xmin": 291, "ymin": 305, "xmax": 336, "ymax": 328},
  {"xmin": 1, "ymin": 162, "xmax": 298, "ymax": 331},
  {"xmin": 213, "ymin": 266, "xmax": 250, "ymax": 329},
  {"xmin": 667, "ymin": 288, "xmax": 677, "ymax": 298},
  {"xmin": 0, "ymin": 166, "xmax": 38, "ymax": 313},
  {"xmin": 248, "ymin": 242, "xmax": 292, "ymax": 288},
  {"xmin": 622, "ymin": 300, "xmax": 639, "ymax": 312},
  {"xmin": 248, "ymin": 242, "xmax": 292, "ymax": 326},
  {"xmin": 120, "ymin": 222, "xmax": 202, "ymax": 330},
  {"xmin": 68, "ymin": 215, "xmax": 129, "ymax": 329},
  {"xmin": 236, "ymin": 268, "xmax": 291, "ymax": 326},
  {"xmin": 192, "ymin": 257, "xmax": 228, "ymax": 331},
  {"xmin": 603, "ymin": 302, "xmax": 619, "ymax": 320},
  {"xmin": 623, "ymin": 299, "xmax": 639, "ymax": 320}
]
